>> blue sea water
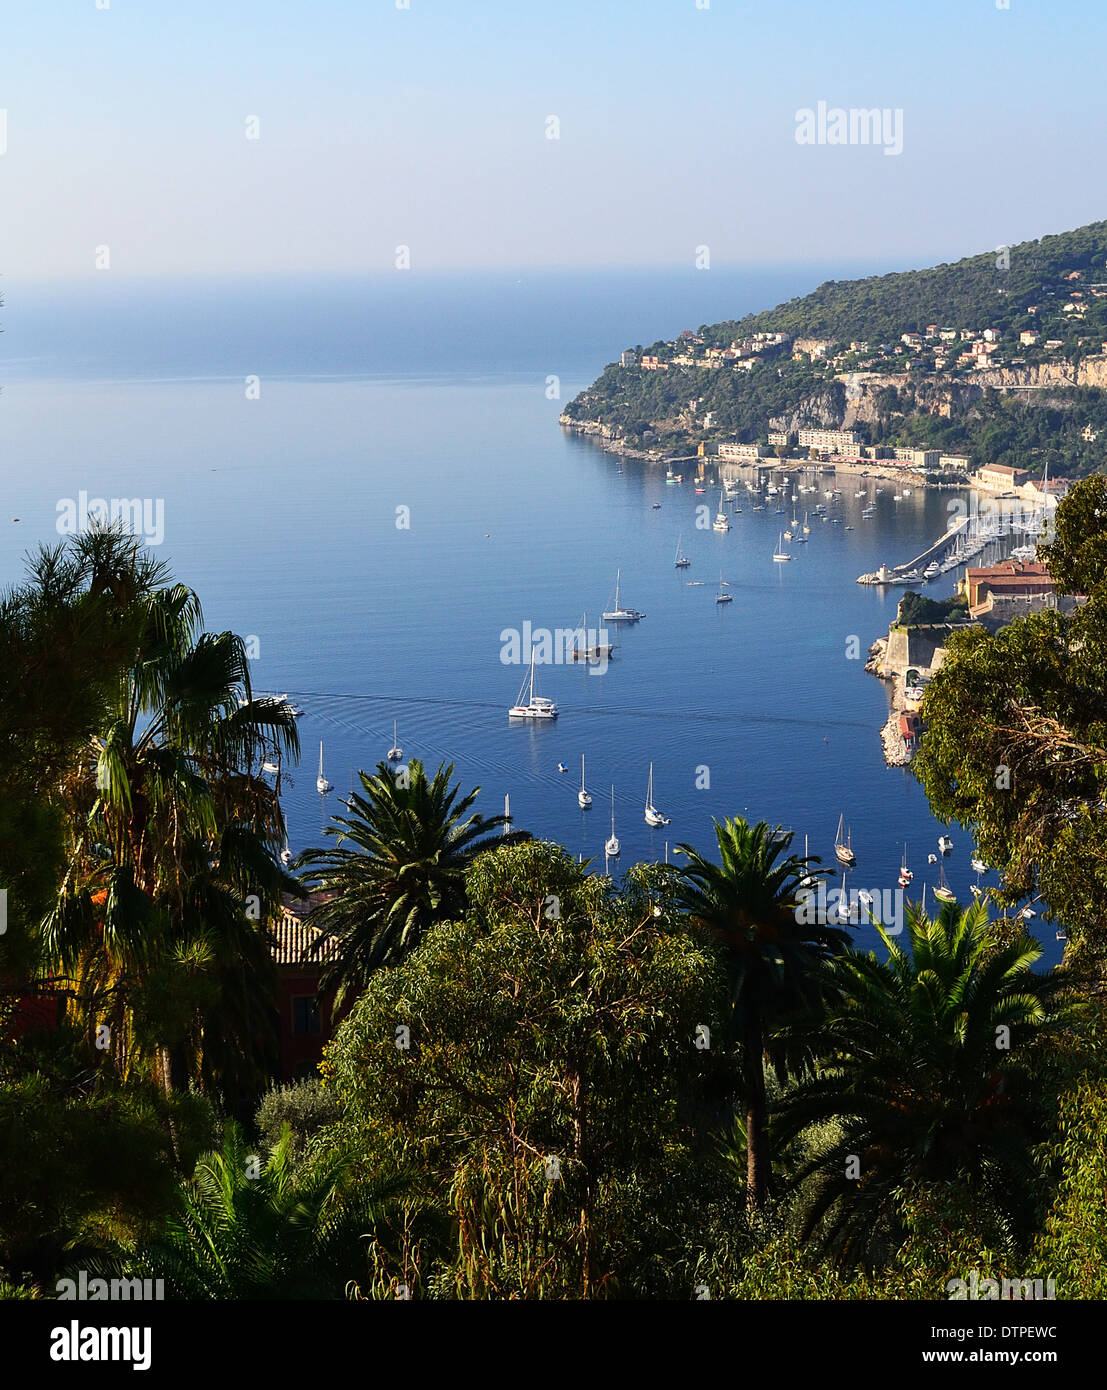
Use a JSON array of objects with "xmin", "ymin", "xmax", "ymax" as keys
[{"xmin": 0, "ymin": 267, "xmax": 1061, "ymax": 965}]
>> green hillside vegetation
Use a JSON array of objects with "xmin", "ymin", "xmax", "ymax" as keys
[{"xmin": 564, "ymin": 220, "xmax": 1107, "ymax": 476}]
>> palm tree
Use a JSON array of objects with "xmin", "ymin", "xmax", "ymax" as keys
[
  {"xmin": 672, "ymin": 818, "xmax": 846, "ymax": 1214},
  {"xmin": 129, "ymin": 1121, "xmax": 410, "ymax": 1299},
  {"xmin": 298, "ymin": 759, "xmax": 516, "ymax": 1002},
  {"xmin": 41, "ymin": 528, "xmax": 300, "ymax": 1102},
  {"xmin": 775, "ymin": 900, "xmax": 1059, "ymax": 1267}
]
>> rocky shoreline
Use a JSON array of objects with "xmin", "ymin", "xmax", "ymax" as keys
[{"xmin": 867, "ymin": 638, "xmax": 914, "ymax": 767}]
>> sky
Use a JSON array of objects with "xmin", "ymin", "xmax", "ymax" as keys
[{"xmin": 0, "ymin": 0, "xmax": 1104, "ymax": 280}]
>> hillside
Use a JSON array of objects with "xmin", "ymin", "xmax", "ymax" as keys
[{"xmin": 562, "ymin": 220, "xmax": 1107, "ymax": 477}]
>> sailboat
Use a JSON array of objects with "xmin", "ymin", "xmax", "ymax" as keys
[
  {"xmin": 898, "ymin": 843, "xmax": 913, "ymax": 886},
  {"xmin": 316, "ymin": 741, "xmax": 333, "ymax": 794},
  {"xmin": 578, "ymin": 753, "xmax": 592, "ymax": 809},
  {"xmin": 934, "ymin": 859, "xmax": 957, "ymax": 903},
  {"xmin": 674, "ymin": 534, "xmax": 691, "ymax": 568},
  {"xmin": 508, "ymin": 648, "xmax": 558, "ymax": 719},
  {"xmin": 834, "ymin": 812, "xmax": 856, "ymax": 866},
  {"xmin": 833, "ymin": 872, "xmax": 853, "ymax": 923},
  {"xmin": 602, "ymin": 569, "xmax": 645, "ymax": 622},
  {"xmin": 605, "ymin": 787, "xmax": 620, "ymax": 858},
  {"xmin": 387, "ymin": 719, "xmax": 403, "ymax": 762},
  {"xmin": 772, "ymin": 531, "xmax": 791, "ymax": 563},
  {"xmin": 644, "ymin": 763, "xmax": 670, "ymax": 826},
  {"xmin": 715, "ymin": 573, "xmax": 733, "ymax": 604},
  {"xmin": 712, "ymin": 489, "xmax": 730, "ymax": 532},
  {"xmin": 280, "ymin": 834, "xmax": 293, "ymax": 867},
  {"xmin": 802, "ymin": 511, "xmax": 811, "ymax": 533}
]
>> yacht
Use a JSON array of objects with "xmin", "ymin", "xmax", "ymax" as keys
[
  {"xmin": 509, "ymin": 650, "xmax": 558, "ymax": 719},
  {"xmin": 387, "ymin": 720, "xmax": 403, "ymax": 762},
  {"xmin": 578, "ymin": 754, "xmax": 592, "ymax": 809},
  {"xmin": 898, "ymin": 843, "xmax": 913, "ymax": 887},
  {"xmin": 834, "ymin": 813, "xmax": 856, "ymax": 866},
  {"xmin": 970, "ymin": 856, "xmax": 987, "ymax": 874},
  {"xmin": 772, "ymin": 531, "xmax": 791, "ymax": 562},
  {"xmin": 605, "ymin": 787, "xmax": 620, "ymax": 858},
  {"xmin": 674, "ymin": 534, "xmax": 691, "ymax": 568},
  {"xmin": 934, "ymin": 860, "xmax": 957, "ymax": 903},
  {"xmin": 938, "ymin": 834, "xmax": 954, "ymax": 854},
  {"xmin": 644, "ymin": 763, "xmax": 670, "ymax": 826},
  {"xmin": 713, "ymin": 489, "xmax": 730, "ymax": 532},
  {"xmin": 715, "ymin": 574, "xmax": 733, "ymax": 604},
  {"xmin": 602, "ymin": 569, "xmax": 645, "ymax": 622},
  {"xmin": 316, "ymin": 742, "xmax": 333, "ymax": 795}
]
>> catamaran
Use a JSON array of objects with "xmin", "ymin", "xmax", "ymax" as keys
[
  {"xmin": 644, "ymin": 762, "xmax": 670, "ymax": 826},
  {"xmin": 387, "ymin": 719, "xmax": 403, "ymax": 762},
  {"xmin": 674, "ymin": 534, "xmax": 691, "ymax": 568},
  {"xmin": 603, "ymin": 569, "xmax": 645, "ymax": 623},
  {"xmin": 605, "ymin": 786, "xmax": 620, "ymax": 858},
  {"xmin": 316, "ymin": 741, "xmax": 333, "ymax": 794},
  {"xmin": 578, "ymin": 753, "xmax": 592, "ymax": 809},
  {"xmin": 772, "ymin": 531, "xmax": 791, "ymax": 562},
  {"xmin": 713, "ymin": 490, "xmax": 730, "ymax": 532},
  {"xmin": 834, "ymin": 812, "xmax": 856, "ymax": 866},
  {"xmin": 509, "ymin": 649, "xmax": 558, "ymax": 719}
]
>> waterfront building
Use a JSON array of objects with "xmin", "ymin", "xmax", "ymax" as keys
[
  {"xmin": 975, "ymin": 463, "xmax": 1029, "ymax": 491},
  {"xmin": 797, "ymin": 427, "xmax": 859, "ymax": 452},
  {"xmin": 961, "ymin": 559, "xmax": 1054, "ymax": 611}
]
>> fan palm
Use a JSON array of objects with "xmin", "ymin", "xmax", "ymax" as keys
[
  {"xmin": 775, "ymin": 900, "xmax": 1059, "ymax": 1267},
  {"xmin": 40, "ymin": 527, "xmax": 300, "ymax": 1101},
  {"xmin": 672, "ymin": 818, "xmax": 846, "ymax": 1213},
  {"xmin": 298, "ymin": 759, "xmax": 516, "ymax": 1002}
]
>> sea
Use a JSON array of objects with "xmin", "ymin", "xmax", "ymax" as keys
[{"xmin": 0, "ymin": 266, "xmax": 1061, "ymax": 965}]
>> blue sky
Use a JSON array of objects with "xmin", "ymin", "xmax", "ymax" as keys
[{"xmin": 0, "ymin": 0, "xmax": 1103, "ymax": 277}]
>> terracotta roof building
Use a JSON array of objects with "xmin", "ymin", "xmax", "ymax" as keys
[{"xmin": 962, "ymin": 559, "xmax": 1055, "ymax": 611}]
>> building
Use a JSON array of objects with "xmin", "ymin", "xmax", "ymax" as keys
[
  {"xmin": 641, "ymin": 356, "xmax": 668, "ymax": 371},
  {"xmin": 893, "ymin": 447, "xmax": 940, "ymax": 468},
  {"xmin": 983, "ymin": 328, "xmax": 1001, "ymax": 343},
  {"xmin": 718, "ymin": 441, "xmax": 767, "ymax": 460},
  {"xmin": 961, "ymin": 559, "xmax": 1054, "ymax": 611},
  {"xmin": 619, "ymin": 349, "xmax": 636, "ymax": 367},
  {"xmin": 975, "ymin": 463, "xmax": 1028, "ymax": 491},
  {"xmin": 939, "ymin": 454, "xmax": 971, "ymax": 472},
  {"xmin": 797, "ymin": 427, "xmax": 859, "ymax": 452},
  {"xmin": 272, "ymin": 893, "xmax": 347, "ymax": 1081},
  {"xmin": 899, "ymin": 711, "xmax": 923, "ymax": 747},
  {"xmin": 767, "ymin": 430, "xmax": 793, "ymax": 446},
  {"xmin": 1019, "ymin": 330, "xmax": 1040, "ymax": 346}
]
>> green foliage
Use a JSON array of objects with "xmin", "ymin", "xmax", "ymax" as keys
[
  {"xmin": 322, "ymin": 840, "xmax": 735, "ymax": 1298},
  {"xmin": 129, "ymin": 1120, "xmax": 409, "ymax": 1299},
  {"xmin": 298, "ymin": 758, "xmax": 516, "ymax": 1002},
  {"xmin": 896, "ymin": 591, "xmax": 968, "ymax": 627},
  {"xmin": 255, "ymin": 1080, "xmax": 340, "ymax": 1158},
  {"xmin": 775, "ymin": 902, "xmax": 1060, "ymax": 1268},
  {"xmin": 915, "ymin": 477, "xmax": 1107, "ymax": 949}
]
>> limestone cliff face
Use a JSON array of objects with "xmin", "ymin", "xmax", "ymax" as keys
[{"xmin": 766, "ymin": 382, "xmax": 845, "ymax": 435}]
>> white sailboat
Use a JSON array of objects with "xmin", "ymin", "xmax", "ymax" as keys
[
  {"xmin": 644, "ymin": 762, "xmax": 670, "ymax": 826},
  {"xmin": 605, "ymin": 786, "xmax": 620, "ymax": 858},
  {"xmin": 772, "ymin": 531, "xmax": 791, "ymax": 562},
  {"xmin": 508, "ymin": 648, "xmax": 558, "ymax": 719},
  {"xmin": 934, "ymin": 859, "xmax": 957, "ymax": 903},
  {"xmin": 715, "ymin": 572, "xmax": 733, "ymax": 604},
  {"xmin": 602, "ymin": 568, "xmax": 645, "ymax": 622},
  {"xmin": 316, "ymin": 741, "xmax": 333, "ymax": 794},
  {"xmin": 578, "ymin": 753, "xmax": 592, "ymax": 809},
  {"xmin": 899, "ymin": 843, "xmax": 913, "ymax": 886},
  {"xmin": 713, "ymin": 489, "xmax": 730, "ymax": 532},
  {"xmin": 834, "ymin": 812, "xmax": 856, "ymax": 865},
  {"xmin": 280, "ymin": 834, "xmax": 293, "ymax": 866},
  {"xmin": 387, "ymin": 719, "xmax": 403, "ymax": 761},
  {"xmin": 674, "ymin": 534, "xmax": 691, "ymax": 568}
]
